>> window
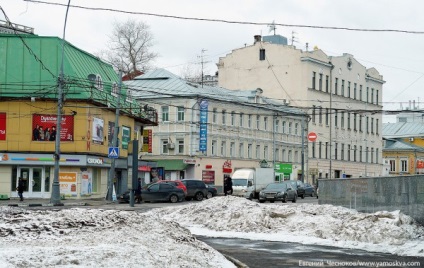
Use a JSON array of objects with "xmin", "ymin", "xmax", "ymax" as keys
[
  {"xmin": 288, "ymin": 150, "xmax": 292, "ymax": 162},
  {"xmin": 341, "ymin": 80, "xmax": 345, "ymax": 96},
  {"xmin": 231, "ymin": 111, "xmax": 235, "ymax": 126},
  {"xmin": 334, "ymin": 111, "xmax": 338, "ymax": 127},
  {"xmin": 239, "ymin": 143, "xmax": 244, "ymax": 158},
  {"xmin": 275, "ymin": 120, "xmax": 279, "ymax": 132},
  {"xmin": 221, "ymin": 141, "xmax": 226, "ymax": 156},
  {"xmin": 366, "ymin": 147, "xmax": 369, "ymax": 163},
  {"xmin": 347, "ymin": 145, "xmax": 351, "ymax": 161},
  {"xmin": 275, "ymin": 148, "xmax": 280, "ymax": 161},
  {"xmin": 177, "ymin": 140, "xmax": 184, "ymax": 154},
  {"xmin": 401, "ymin": 159, "xmax": 407, "ymax": 172},
  {"xmin": 162, "ymin": 140, "xmax": 169, "ymax": 154},
  {"xmin": 371, "ymin": 118, "xmax": 374, "ymax": 134},
  {"xmin": 360, "ymin": 146, "xmax": 363, "ymax": 162},
  {"xmin": 212, "ymin": 108, "xmax": 217, "ymax": 123},
  {"xmin": 376, "ymin": 119, "xmax": 379, "ymax": 135},
  {"xmin": 294, "ymin": 151, "xmax": 299, "ymax": 163},
  {"xmin": 288, "ymin": 122, "xmax": 292, "ymax": 134},
  {"xmin": 341, "ymin": 143, "xmax": 345, "ymax": 160},
  {"xmin": 211, "ymin": 140, "xmax": 217, "ymax": 155},
  {"xmin": 259, "ymin": 49, "xmax": 265, "ymax": 60},
  {"xmin": 256, "ymin": 115, "xmax": 260, "ymax": 130},
  {"xmin": 111, "ymin": 82, "xmax": 118, "ymax": 96},
  {"xmin": 312, "ymin": 106, "xmax": 316, "ymax": 123},
  {"xmin": 318, "ymin": 142, "xmax": 322, "ymax": 158},
  {"xmin": 263, "ymin": 146, "xmax": 268, "ymax": 160},
  {"xmin": 359, "ymin": 85, "xmax": 363, "ymax": 101},
  {"xmin": 366, "ymin": 117, "xmax": 369, "ymax": 133},
  {"xmin": 312, "ymin": 72, "xmax": 316, "ymax": 89},
  {"xmin": 161, "ymin": 106, "xmax": 169, "ymax": 122},
  {"xmin": 319, "ymin": 73, "xmax": 323, "ymax": 91},
  {"xmin": 390, "ymin": 159, "xmax": 396, "ymax": 172},
  {"xmin": 282, "ymin": 121, "xmax": 286, "ymax": 133},
  {"xmin": 376, "ymin": 90, "xmax": 379, "ymax": 105},
  {"xmin": 366, "ymin": 87, "xmax": 369, "ymax": 103},
  {"xmin": 348, "ymin": 81, "xmax": 351, "ymax": 98},
  {"xmin": 222, "ymin": 110, "xmax": 226, "ymax": 124},
  {"xmin": 334, "ymin": 78, "xmax": 338, "ymax": 95},
  {"xmin": 353, "ymin": 114, "xmax": 357, "ymax": 131},
  {"xmin": 334, "ymin": 143, "xmax": 338, "ymax": 160},
  {"xmin": 325, "ymin": 75, "xmax": 329, "ymax": 92},
  {"xmin": 354, "ymin": 83, "xmax": 357, "ymax": 99},
  {"xmin": 359, "ymin": 115, "xmax": 363, "ymax": 132},
  {"xmin": 325, "ymin": 142, "xmax": 329, "ymax": 159},
  {"xmin": 248, "ymin": 144, "xmax": 252, "ymax": 158},
  {"xmin": 230, "ymin": 142, "xmax": 235, "ymax": 157},
  {"xmin": 325, "ymin": 108, "xmax": 329, "ymax": 126},
  {"xmin": 177, "ymin": 107, "xmax": 185, "ymax": 121},
  {"xmin": 264, "ymin": 117, "xmax": 268, "ymax": 130},
  {"xmin": 353, "ymin": 145, "xmax": 357, "ymax": 162},
  {"xmin": 256, "ymin": 145, "xmax": 260, "ymax": 159},
  {"xmin": 371, "ymin": 148, "xmax": 374, "ymax": 163},
  {"xmin": 248, "ymin": 115, "xmax": 252, "ymax": 128},
  {"xmin": 371, "ymin": 88, "xmax": 374, "ymax": 104},
  {"xmin": 347, "ymin": 113, "xmax": 351, "ymax": 130},
  {"xmin": 319, "ymin": 107, "xmax": 323, "ymax": 124},
  {"xmin": 341, "ymin": 112, "xmax": 345, "ymax": 129},
  {"xmin": 295, "ymin": 123, "xmax": 299, "ymax": 135},
  {"xmin": 282, "ymin": 149, "xmax": 286, "ymax": 161},
  {"xmin": 240, "ymin": 113, "xmax": 244, "ymax": 127},
  {"xmin": 312, "ymin": 142, "xmax": 316, "ymax": 158}
]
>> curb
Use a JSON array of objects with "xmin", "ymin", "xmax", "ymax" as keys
[
  {"xmin": 223, "ymin": 254, "xmax": 249, "ymax": 268},
  {"xmin": 8, "ymin": 202, "xmax": 88, "ymax": 207}
]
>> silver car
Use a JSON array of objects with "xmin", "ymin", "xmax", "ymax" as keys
[{"xmin": 258, "ymin": 182, "xmax": 297, "ymax": 203}]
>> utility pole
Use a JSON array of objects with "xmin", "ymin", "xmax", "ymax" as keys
[
  {"xmin": 301, "ymin": 116, "xmax": 306, "ymax": 183},
  {"xmin": 51, "ymin": 0, "xmax": 71, "ymax": 205},
  {"xmin": 107, "ymin": 70, "xmax": 123, "ymax": 201}
]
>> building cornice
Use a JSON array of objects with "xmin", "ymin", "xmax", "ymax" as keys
[{"xmin": 300, "ymin": 57, "xmax": 332, "ymax": 68}]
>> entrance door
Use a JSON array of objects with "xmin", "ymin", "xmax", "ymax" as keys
[{"xmin": 18, "ymin": 167, "xmax": 47, "ymax": 198}]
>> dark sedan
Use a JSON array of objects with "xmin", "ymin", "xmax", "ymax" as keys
[
  {"xmin": 119, "ymin": 183, "xmax": 185, "ymax": 203},
  {"xmin": 282, "ymin": 180, "xmax": 306, "ymax": 199},
  {"xmin": 205, "ymin": 184, "xmax": 218, "ymax": 199},
  {"xmin": 258, "ymin": 182, "xmax": 297, "ymax": 203},
  {"xmin": 303, "ymin": 183, "xmax": 316, "ymax": 197}
]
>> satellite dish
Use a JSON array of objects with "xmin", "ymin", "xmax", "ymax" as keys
[{"xmin": 267, "ymin": 20, "xmax": 276, "ymax": 35}]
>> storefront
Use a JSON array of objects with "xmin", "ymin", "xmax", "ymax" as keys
[{"xmin": 0, "ymin": 153, "xmax": 111, "ymax": 199}]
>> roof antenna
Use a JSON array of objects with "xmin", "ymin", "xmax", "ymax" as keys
[{"xmin": 268, "ymin": 20, "xmax": 276, "ymax": 35}]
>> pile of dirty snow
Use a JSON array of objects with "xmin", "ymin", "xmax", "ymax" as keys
[
  {"xmin": 0, "ymin": 207, "xmax": 235, "ymax": 268},
  {"xmin": 146, "ymin": 196, "xmax": 424, "ymax": 257}
]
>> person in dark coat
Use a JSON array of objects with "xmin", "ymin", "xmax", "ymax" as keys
[
  {"xmin": 135, "ymin": 178, "xmax": 142, "ymax": 204},
  {"xmin": 224, "ymin": 175, "xmax": 233, "ymax": 196},
  {"xmin": 17, "ymin": 177, "xmax": 25, "ymax": 201}
]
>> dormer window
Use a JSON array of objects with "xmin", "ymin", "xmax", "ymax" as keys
[
  {"xmin": 95, "ymin": 74, "xmax": 103, "ymax": 91},
  {"xmin": 111, "ymin": 82, "xmax": 118, "ymax": 97},
  {"xmin": 126, "ymin": 89, "xmax": 132, "ymax": 102}
]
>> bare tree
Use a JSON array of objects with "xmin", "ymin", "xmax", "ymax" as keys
[{"xmin": 101, "ymin": 19, "xmax": 158, "ymax": 77}]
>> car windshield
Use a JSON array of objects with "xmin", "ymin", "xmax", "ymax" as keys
[
  {"xmin": 265, "ymin": 183, "xmax": 286, "ymax": 190},
  {"xmin": 232, "ymin": 179, "xmax": 247, "ymax": 186}
]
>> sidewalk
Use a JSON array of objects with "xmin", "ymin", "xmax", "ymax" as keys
[{"xmin": 0, "ymin": 197, "xmax": 115, "ymax": 208}]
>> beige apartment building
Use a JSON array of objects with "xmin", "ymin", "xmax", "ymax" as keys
[{"xmin": 218, "ymin": 35, "xmax": 384, "ymax": 181}]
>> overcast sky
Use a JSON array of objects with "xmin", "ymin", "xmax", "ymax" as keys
[{"xmin": 2, "ymin": 0, "xmax": 424, "ymax": 122}]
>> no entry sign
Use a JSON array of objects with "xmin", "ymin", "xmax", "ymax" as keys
[{"xmin": 308, "ymin": 132, "xmax": 317, "ymax": 142}]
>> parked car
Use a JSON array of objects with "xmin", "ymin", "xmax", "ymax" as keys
[
  {"xmin": 157, "ymin": 180, "xmax": 187, "ymax": 196},
  {"xmin": 258, "ymin": 182, "xmax": 297, "ymax": 203},
  {"xmin": 205, "ymin": 184, "xmax": 218, "ymax": 199},
  {"xmin": 118, "ymin": 183, "xmax": 185, "ymax": 203},
  {"xmin": 181, "ymin": 179, "xmax": 208, "ymax": 201},
  {"xmin": 303, "ymin": 183, "xmax": 316, "ymax": 197},
  {"xmin": 282, "ymin": 180, "xmax": 306, "ymax": 199}
]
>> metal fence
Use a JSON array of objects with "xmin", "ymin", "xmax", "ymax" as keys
[{"xmin": 318, "ymin": 175, "xmax": 424, "ymax": 225}]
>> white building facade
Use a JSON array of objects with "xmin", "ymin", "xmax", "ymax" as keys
[
  {"xmin": 218, "ymin": 35, "xmax": 384, "ymax": 181},
  {"xmin": 126, "ymin": 69, "xmax": 308, "ymax": 191}
]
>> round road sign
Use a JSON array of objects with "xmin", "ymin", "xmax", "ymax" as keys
[{"xmin": 308, "ymin": 132, "xmax": 317, "ymax": 142}]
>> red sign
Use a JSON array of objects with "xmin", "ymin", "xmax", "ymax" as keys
[
  {"xmin": 32, "ymin": 114, "xmax": 74, "ymax": 141},
  {"xmin": 0, "ymin": 113, "xmax": 5, "ymax": 140},
  {"xmin": 223, "ymin": 159, "xmax": 232, "ymax": 173},
  {"xmin": 308, "ymin": 132, "xmax": 317, "ymax": 142},
  {"xmin": 202, "ymin": 170, "xmax": 215, "ymax": 184}
]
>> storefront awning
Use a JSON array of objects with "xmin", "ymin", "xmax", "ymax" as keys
[{"xmin": 156, "ymin": 160, "xmax": 187, "ymax": 171}]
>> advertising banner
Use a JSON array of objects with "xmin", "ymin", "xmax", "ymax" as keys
[
  {"xmin": 108, "ymin": 121, "xmax": 115, "ymax": 146},
  {"xmin": 199, "ymin": 100, "xmax": 208, "ymax": 152},
  {"xmin": 81, "ymin": 171, "xmax": 93, "ymax": 195},
  {"xmin": 0, "ymin": 113, "xmax": 5, "ymax": 140},
  {"xmin": 141, "ymin": 129, "xmax": 152, "ymax": 153},
  {"xmin": 59, "ymin": 172, "xmax": 77, "ymax": 196},
  {"xmin": 32, "ymin": 114, "xmax": 74, "ymax": 141},
  {"xmin": 92, "ymin": 117, "xmax": 104, "ymax": 145},
  {"xmin": 122, "ymin": 126, "xmax": 130, "ymax": 149},
  {"xmin": 202, "ymin": 170, "xmax": 215, "ymax": 184}
]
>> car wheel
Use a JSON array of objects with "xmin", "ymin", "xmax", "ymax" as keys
[
  {"xmin": 194, "ymin": 192, "xmax": 204, "ymax": 201},
  {"xmin": 292, "ymin": 195, "xmax": 297, "ymax": 203},
  {"xmin": 270, "ymin": 200, "xmax": 275, "ymax": 203},
  {"xmin": 206, "ymin": 191, "xmax": 213, "ymax": 199},
  {"xmin": 282, "ymin": 196, "xmax": 287, "ymax": 203},
  {"xmin": 169, "ymin": 194, "xmax": 178, "ymax": 203},
  {"xmin": 301, "ymin": 194, "xmax": 305, "ymax": 199},
  {"xmin": 317, "ymin": 195, "xmax": 319, "ymax": 199},
  {"xmin": 259, "ymin": 200, "xmax": 265, "ymax": 203}
]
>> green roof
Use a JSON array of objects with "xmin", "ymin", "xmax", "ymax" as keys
[{"xmin": 0, "ymin": 34, "xmax": 157, "ymax": 125}]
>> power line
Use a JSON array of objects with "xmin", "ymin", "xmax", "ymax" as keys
[{"xmin": 23, "ymin": 0, "xmax": 424, "ymax": 34}]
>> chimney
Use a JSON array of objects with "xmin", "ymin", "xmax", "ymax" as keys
[{"xmin": 254, "ymin": 35, "xmax": 262, "ymax": 44}]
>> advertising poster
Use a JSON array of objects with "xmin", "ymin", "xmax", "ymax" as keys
[
  {"xmin": 141, "ymin": 129, "xmax": 152, "ymax": 153},
  {"xmin": 150, "ymin": 167, "xmax": 164, "ymax": 183},
  {"xmin": 199, "ymin": 100, "xmax": 208, "ymax": 152},
  {"xmin": 32, "ymin": 114, "xmax": 74, "ymax": 141},
  {"xmin": 108, "ymin": 121, "xmax": 115, "ymax": 146},
  {"xmin": 202, "ymin": 170, "xmax": 215, "ymax": 184},
  {"xmin": 59, "ymin": 172, "xmax": 77, "ymax": 196},
  {"xmin": 92, "ymin": 117, "xmax": 104, "ymax": 145},
  {"xmin": 0, "ymin": 113, "xmax": 5, "ymax": 140},
  {"xmin": 81, "ymin": 171, "xmax": 93, "ymax": 195},
  {"xmin": 122, "ymin": 126, "xmax": 130, "ymax": 149}
]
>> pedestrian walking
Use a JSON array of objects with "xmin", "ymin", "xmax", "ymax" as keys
[
  {"xmin": 224, "ymin": 175, "xmax": 233, "ymax": 196},
  {"xmin": 17, "ymin": 177, "xmax": 25, "ymax": 201}
]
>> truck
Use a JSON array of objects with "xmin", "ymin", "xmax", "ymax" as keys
[{"xmin": 231, "ymin": 168, "xmax": 275, "ymax": 200}]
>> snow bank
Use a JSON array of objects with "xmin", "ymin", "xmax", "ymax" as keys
[{"xmin": 0, "ymin": 207, "xmax": 235, "ymax": 268}]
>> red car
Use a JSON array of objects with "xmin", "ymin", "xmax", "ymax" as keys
[{"xmin": 157, "ymin": 180, "xmax": 187, "ymax": 196}]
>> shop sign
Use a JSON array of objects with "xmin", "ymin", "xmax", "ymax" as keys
[
  {"xmin": 223, "ymin": 159, "xmax": 232, "ymax": 173},
  {"xmin": 87, "ymin": 158, "xmax": 103, "ymax": 165},
  {"xmin": 59, "ymin": 172, "xmax": 77, "ymax": 196},
  {"xmin": 183, "ymin": 159, "xmax": 196, "ymax": 164},
  {"xmin": 274, "ymin": 163, "xmax": 292, "ymax": 174},
  {"xmin": 202, "ymin": 170, "xmax": 215, "ymax": 184},
  {"xmin": 0, "ymin": 113, "xmax": 6, "ymax": 140},
  {"xmin": 138, "ymin": 166, "xmax": 151, "ymax": 171}
]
